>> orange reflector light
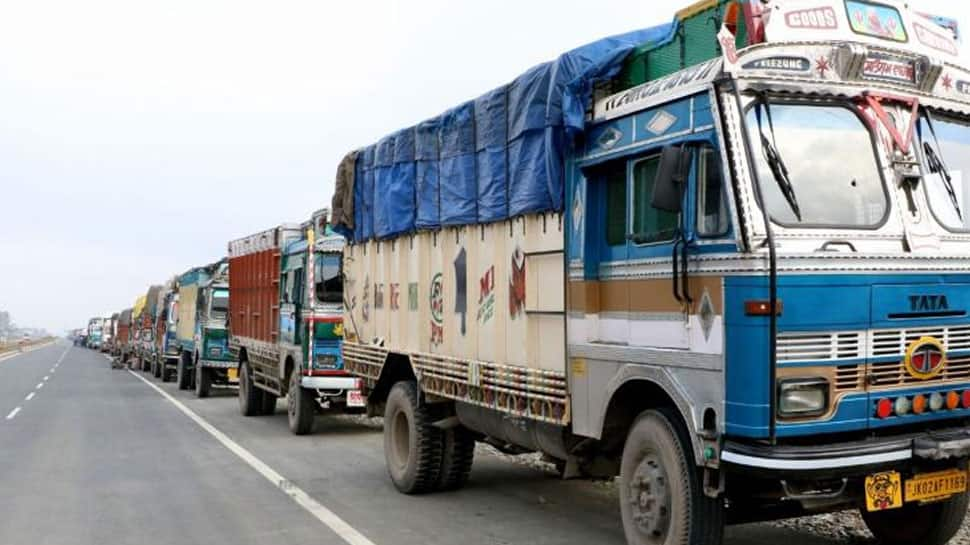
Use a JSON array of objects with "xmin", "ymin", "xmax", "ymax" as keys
[
  {"xmin": 744, "ymin": 300, "xmax": 783, "ymax": 316},
  {"xmin": 876, "ymin": 398, "xmax": 893, "ymax": 419},
  {"xmin": 912, "ymin": 394, "xmax": 927, "ymax": 415},
  {"xmin": 948, "ymin": 392, "xmax": 961, "ymax": 410}
]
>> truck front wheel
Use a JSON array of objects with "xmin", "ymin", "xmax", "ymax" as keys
[
  {"xmin": 860, "ymin": 490, "xmax": 969, "ymax": 545},
  {"xmin": 619, "ymin": 408, "xmax": 724, "ymax": 545},
  {"xmin": 195, "ymin": 364, "xmax": 211, "ymax": 398},
  {"xmin": 384, "ymin": 381, "xmax": 443, "ymax": 494},
  {"xmin": 287, "ymin": 370, "xmax": 315, "ymax": 435}
]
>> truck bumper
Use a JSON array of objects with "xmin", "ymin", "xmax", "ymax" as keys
[
  {"xmin": 199, "ymin": 359, "xmax": 235, "ymax": 369},
  {"xmin": 722, "ymin": 427, "xmax": 970, "ymax": 475},
  {"xmin": 301, "ymin": 376, "xmax": 358, "ymax": 391}
]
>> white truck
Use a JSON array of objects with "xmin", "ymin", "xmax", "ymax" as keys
[{"xmin": 332, "ymin": 1, "xmax": 970, "ymax": 544}]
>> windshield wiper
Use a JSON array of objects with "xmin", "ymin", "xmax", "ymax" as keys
[
  {"xmin": 754, "ymin": 101, "xmax": 803, "ymax": 221},
  {"xmin": 921, "ymin": 112, "xmax": 963, "ymax": 221}
]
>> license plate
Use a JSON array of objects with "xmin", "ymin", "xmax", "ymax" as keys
[
  {"xmin": 905, "ymin": 469, "xmax": 968, "ymax": 503},
  {"xmin": 227, "ymin": 367, "xmax": 239, "ymax": 381},
  {"xmin": 865, "ymin": 471, "xmax": 903, "ymax": 512},
  {"xmin": 347, "ymin": 390, "xmax": 366, "ymax": 408}
]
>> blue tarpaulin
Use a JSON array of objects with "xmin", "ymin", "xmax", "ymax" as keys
[{"xmin": 340, "ymin": 22, "xmax": 677, "ymax": 241}]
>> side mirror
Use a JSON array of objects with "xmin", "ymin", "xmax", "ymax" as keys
[{"xmin": 651, "ymin": 145, "xmax": 690, "ymax": 213}]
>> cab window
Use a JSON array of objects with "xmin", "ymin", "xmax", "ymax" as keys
[
  {"xmin": 632, "ymin": 155, "xmax": 678, "ymax": 243},
  {"xmin": 696, "ymin": 146, "xmax": 729, "ymax": 237}
]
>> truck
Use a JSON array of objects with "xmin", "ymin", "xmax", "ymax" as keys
[
  {"xmin": 228, "ymin": 208, "xmax": 363, "ymax": 435},
  {"xmin": 113, "ymin": 308, "xmax": 133, "ymax": 369},
  {"xmin": 331, "ymin": 2, "xmax": 970, "ymax": 544},
  {"xmin": 174, "ymin": 260, "xmax": 235, "ymax": 397},
  {"xmin": 86, "ymin": 317, "xmax": 104, "ymax": 350},
  {"xmin": 104, "ymin": 313, "xmax": 119, "ymax": 354},
  {"xmin": 151, "ymin": 283, "xmax": 180, "ymax": 382}
]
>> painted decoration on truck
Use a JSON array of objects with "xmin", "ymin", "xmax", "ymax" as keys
[
  {"xmin": 430, "ymin": 273, "xmax": 444, "ymax": 346},
  {"xmin": 361, "ymin": 275, "xmax": 370, "ymax": 322},
  {"xmin": 389, "ymin": 283, "xmax": 400, "ymax": 311},
  {"xmin": 509, "ymin": 246, "xmax": 526, "ymax": 319},
  {"xmin": 374, "ymin": 282, "xmax": 385, "ymax": 310},
  {"xmin": 454, "ymin": 248, "xmax": 468, "ymax": 336},
  {"xmin": 477, "ymin": 266, "xmax": 496, "ymax": 325},
  {"xmin": 846, "ymin": 0, "xmax": 906, "ymax": 43},
  {"xmin": 408, "ymin": 282, "xmax": 418, "ymax": 312}
]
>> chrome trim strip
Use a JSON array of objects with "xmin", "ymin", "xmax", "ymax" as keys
[{"xmin": 721, "ymin": 448, "xmax": 912, "ymax": 470}]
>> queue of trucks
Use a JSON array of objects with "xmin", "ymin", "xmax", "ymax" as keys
[{"xmin": 73, "ymin": 1, "xmax": 970, "ymax": 544}]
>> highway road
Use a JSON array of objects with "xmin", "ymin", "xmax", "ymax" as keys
[{"xmin": 0, "ymin": 342, "xmax": 895, "ymax": 545}]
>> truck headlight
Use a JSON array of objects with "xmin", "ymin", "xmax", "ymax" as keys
[{"xmin": 777, "ymin": 378, "xmax": 829, "ymax": 418}]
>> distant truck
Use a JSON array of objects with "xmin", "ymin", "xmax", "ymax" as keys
[
  {"xmin": 228, "ymin": 208, "xmax": 362, "ymax": 434},
  {"xmin": 113, "ymin": 308, "xmax": 133, "ymax": 369},
  {"xmin": 175, "ymin": 260, "xmax": 235, "ymax": 397},
  {"xmin": 86, "ymin": 317, "xmax": 104, "ymax": 350},
  {"xmin": 151, "ymin": 284, "xmax": 180, "ymax": 383},
  {"xmin": 100, "ymin": 314, "xmax": 114, "ymax": 352}
]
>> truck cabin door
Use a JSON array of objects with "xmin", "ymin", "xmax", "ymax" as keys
[
  {"xmin": 279, "ymin": 265, "xmax": 304, "ymax": 347},
  {"xmin": 625, "ymin": 140, "xmax": 729, "ymax": 351}
]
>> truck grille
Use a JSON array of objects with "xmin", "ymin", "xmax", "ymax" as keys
[
  {"xmin": 870, "ymin": 325, "xmax": 970, "ymax": 357},
  {"xmin": 869, "ymin": 356, "xmax": 970, "ymax": 388},
  {"xmin": 777, "ymin": 332, "xmax": 864, "ymax": 363}
]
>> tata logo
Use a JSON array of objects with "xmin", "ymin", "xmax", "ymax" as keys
[
  {"xmin": 909, "ymin": 294, "xmax": 949, "ymax": 312},
  {"xmin": 904, "ymin": 337, "xmax": 946, "ymax": 380}
]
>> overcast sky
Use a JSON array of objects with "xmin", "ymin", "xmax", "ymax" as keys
[{"xmin": 0, "ymin": 1, "xmax": 966, "ymax": 334}]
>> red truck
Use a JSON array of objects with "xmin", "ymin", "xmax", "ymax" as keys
[
  {"xmin": 113, "ymin": 308, "xmax": 133, "ymax": 369},
  {"xmin": 228, "ymin": 212, "xmax": 361, "ymax": 434}
]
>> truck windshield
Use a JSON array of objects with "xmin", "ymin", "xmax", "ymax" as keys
[
  {"xmin": 746, "ymin": 102, "xmax": 888, "ymax": 227},
  {"xmin": 919, "ymin": 113, "xmax": 970, "ymax": 231},
  {"xmin": 211, "ymin": 289, "xmax": 229, "ymax": 320},
  {"xmin": 315, "ymin": 253, "xmax": 343, "ymax": 304}
]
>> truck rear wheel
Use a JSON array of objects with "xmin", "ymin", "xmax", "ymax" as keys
[
  {"xmin": 160, "ymin": 360, "xmax": 172, "ymax": 383},
  {"xmin": 437, "ymin": 426, "xmax": 475, "ymax": 491},
  {"xmin": 384, "ymin": 381, "xmax": 443, "ymax": 494},
  {"xmin": 152, "ymin": 357, "xmax": 161, "ymax": 379},
  {"xmin": 260, "ymin": 391, "xmax": 277, "ymax": 416},
  {"xmin": 860, "ymin": 490, "xmax": 968, "ymax": 545},
  {"xmin": 619, "ymin": 408, "xmax": 724, "ymax": 545},
  {"xmin": 176, "ymin": 354, "xmax": 191, "ymax": 390},
  {"xmin": 239, "ymin": 363, "xmax": 262, "ymax": 416},
  {"xmin": 195, "ymin": 365, "xmax": 211, "ymax": 398},
  {"xmin": 288, "ymin": 370, "xmax": 315, "ymax": 435}
]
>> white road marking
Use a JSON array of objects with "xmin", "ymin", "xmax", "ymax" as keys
[
  {"xmin": 43, "ymin": 376, "xmax": 49, "ymax": 381},
  {"xmin": 25, "ymin": 392, "xmax": 34, "ymax": 401},
  {"xmin": 128, "ymin": 371, "xmax": 378, "ymax": 545},
  {"xmin": 36, "ymin": 383, "xmax": 43, "ymax": 390},
  {"xmin": 5, "ymin": 407, "xmax": 21, "ymax": 420}
]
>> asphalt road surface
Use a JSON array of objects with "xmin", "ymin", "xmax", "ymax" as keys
[{"xmin": 0, "ymin": 342, "xmax": 878, "ymax": 545}]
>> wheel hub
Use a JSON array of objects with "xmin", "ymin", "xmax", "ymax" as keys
[{"xmin": 628, "ymin": 455, "xmax": 671, "ymax": 540}]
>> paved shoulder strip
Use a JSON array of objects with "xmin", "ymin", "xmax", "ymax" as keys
[{"xmin": 127, "ymin": 371, "xmax": 377, "ymax": 545}]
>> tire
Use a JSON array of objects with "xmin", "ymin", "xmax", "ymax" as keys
[
  {"xmin": 160, "ymin": 360, "xmax": 172, "ymax": 383},
  {"xmin": 238, "ymin": 362, "xmax": 261, "ymax": 416},
  {"xmin": 288, "ymin": 370, "xmax": 316, "ymax": 435},
  {"xmin": 861, "ymin": 490, "xmax": 969, "ymax": 545},
  {"xmin": 437, "ymin": 426, "xmax": 475, "ymax": 491},
  {"xmin": 384, "ymin": 381, "xmax": 443, "ymax": 494},
  {"xmin": 176, "ymin": 353, "xmax": 191, "ymax": 391},
  {"xmin": 195, "ymin": 364, "xmax": 211, "ymax": 398},
  {"xmin": 619, "ymin": 408, "xmax": 724, "ymax": 545},
  {"xmin": 152, "ymin": 357, "xmax": 161, "ymax": 379},
  {"xmin": 260, "ymin": 390, "xmax": 278, "ymax": 416}
]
